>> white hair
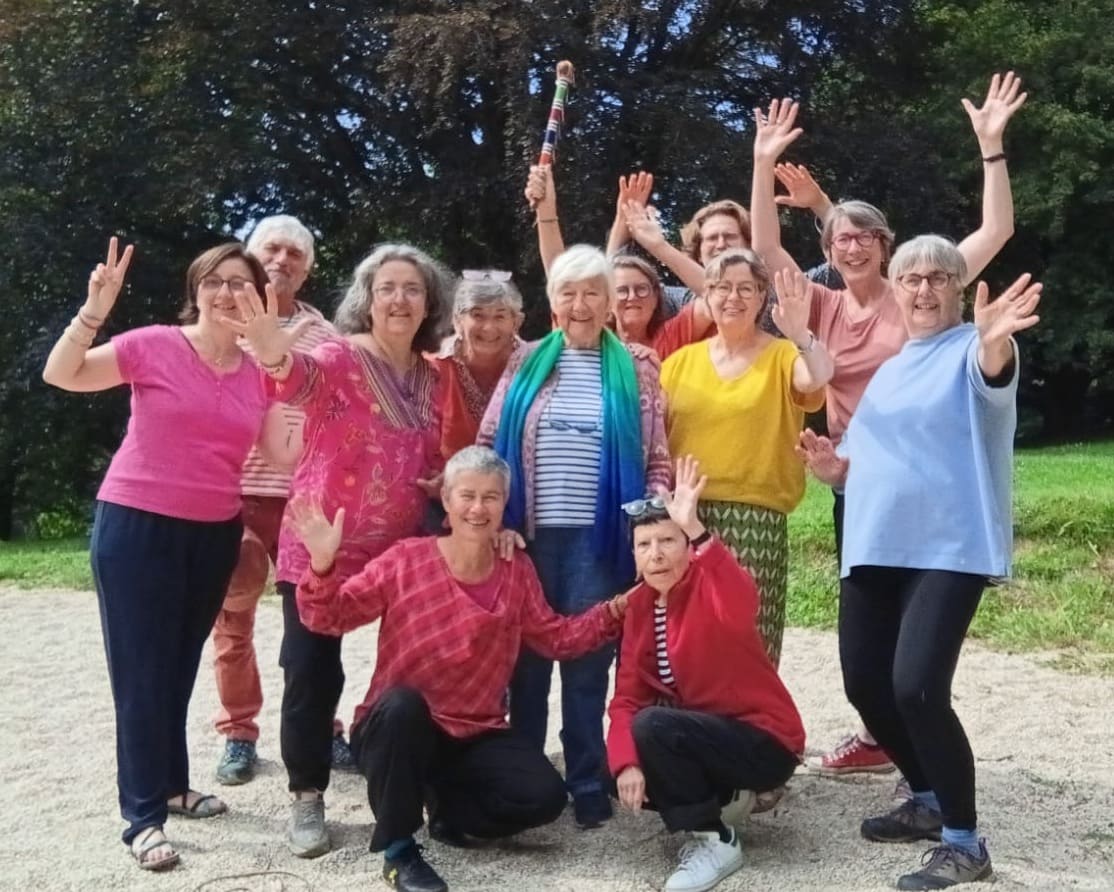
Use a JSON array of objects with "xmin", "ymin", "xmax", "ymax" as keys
[
  {"xmin": 444, "ymin": 445, "xmax": 511, "ymax": 492},
  {"xmin": 246, "ymin": 215, "xmax": 316, "ymax": 271},
  {"xmin": 889, "ymin": 234, "xmax": 967, "ymax": 284},
  {"xmin": 547, "ymin": 244, "xmax": 613, "ymax": 302}
]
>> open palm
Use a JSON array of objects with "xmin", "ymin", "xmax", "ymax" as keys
[
  {"xmin": 288, "ymin": 499, "xmax": 345, "ymax": 573},
  {"xmin": 962, "ymin": 71, "xmax": 1026, "ymax": 143},
  {"xmin": 753, "ymin": 98, "xmax": 803, "ymax": 164},
  {"xmin": 973, "ymin": 274, "xmax": 1042, "ymax": 346}
]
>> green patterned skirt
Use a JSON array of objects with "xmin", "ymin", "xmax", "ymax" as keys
[{"xmin": 698, "ymin": 499, "xmax": 789, "ymax": 668}]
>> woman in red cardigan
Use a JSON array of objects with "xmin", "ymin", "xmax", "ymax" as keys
[{"xmin": 607, "ymin": 455, "xmax": 805, "ymax": 892}]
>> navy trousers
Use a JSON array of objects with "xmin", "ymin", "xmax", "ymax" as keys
[{"xmin": 90, "ymin": 500, "xmax": 241, "ymax": 844}]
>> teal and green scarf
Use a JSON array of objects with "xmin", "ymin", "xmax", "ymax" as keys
[{"xmin": 493, "ymin": 329, "xmax": 643, "ymax": 578}]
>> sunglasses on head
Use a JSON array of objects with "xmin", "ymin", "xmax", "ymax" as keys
[
  {"xmin": 621, "ymin": 496, "xmax": 668, "ymax": 518},
  {"xmin": 462, "ymin": 269, "xmax": 513, "ymax": 283}
]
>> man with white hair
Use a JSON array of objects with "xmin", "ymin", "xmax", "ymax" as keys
[{"xmin": 211, "ymin": 215, "xmax": 338, "ymax": 786}]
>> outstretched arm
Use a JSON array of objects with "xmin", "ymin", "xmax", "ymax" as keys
[
  {"xmin": 605, "ymin": 172, "xmax": 653, "ymax": 257},
  {"xmin": 622, "ymin": 200, "xmax": 707, "ymax": 294},
  {"xmin": 526, "ymin": 165, "xmax": 565, "ymax": 273},
  {"xmin": 43, "ymin": 237, "xmax": 133, "ymax": 392},
  {"xmin": 750, "ymin": 99, "xmax": 805, "ymax": 279},
  {"xmin": 974, "ymin": 273, "xmax": 1041, "ymax": 379},
  {"xmin": 956, "ymin": 72, "xmax": 1027, "ymax": 284}
]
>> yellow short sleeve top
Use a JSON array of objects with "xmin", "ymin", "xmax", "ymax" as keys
[{"xmin": 660, "ymin": 338, "xmax": 825, "ymax": 514}]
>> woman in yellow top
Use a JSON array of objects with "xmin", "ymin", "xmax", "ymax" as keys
[{"xmin": 661, "ymin": 249, "xmax": 833, "ymax": 666}]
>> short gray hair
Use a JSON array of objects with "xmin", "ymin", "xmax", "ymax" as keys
[
  {"xmin": 547, "ymin": 245, "xmax": 613, "ymax": 303},
  {"xmin": 444, "ymin": 445, "xmax": 511, "ymax": 493},
  {"xmin": 455, "ymin": 277, "xmax": 524, "ymax": 316},
  {"xmin": 821, "ymin": 200, "xmax": 895, "ymax": 266},
  {"xmin": 246, "ymin": 215, "xmax": 316, "ymax": 271},
  {"xmin": 334, "ymin": 244, "xmax": 453, "ymax": 353},
  {"xmin": 889, "ymin": 234, "xmax": 967, "ymax": 286}
]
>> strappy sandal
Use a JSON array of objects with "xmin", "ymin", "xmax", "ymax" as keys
[
  {"xmin": 167, "ymin": 790, "xmax": 228, "ymax": 819},
  {"xmin": 131, "ymin": 826, "xmax": 179, "ymax": 871}
]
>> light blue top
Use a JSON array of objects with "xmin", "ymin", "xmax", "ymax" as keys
[{"xmin": 839, "ymin": 323, "xmax": 1018, "ymax": 579}]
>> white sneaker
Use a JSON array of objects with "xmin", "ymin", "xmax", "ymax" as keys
[
  {"xmin": 720, "ymin": 789, "xmax": 756, "ymax": 828},
  {"xmin": 664, "ymin": 828, "xmax": 744, "ymax": 892}
]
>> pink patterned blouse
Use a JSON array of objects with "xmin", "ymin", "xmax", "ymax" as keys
[{"xmin": 270, "ymin": 339, "xmax": 443, "ymax": 585}]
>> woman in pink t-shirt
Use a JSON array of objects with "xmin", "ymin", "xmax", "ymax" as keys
[
  {"xmin": 42, "ymin": 239, "xmax": 272, "ymax": 871},
  {"xmin": 229, "ymin": 243, "xmax": 451, "ymax": 859},
  {"xmin": 749, "ymin": 76, "xmax": 1026, "ymax": 776}
]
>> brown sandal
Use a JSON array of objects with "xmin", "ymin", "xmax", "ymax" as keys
[{"xmin": 131, "ymin": 826, "xmax": 179, "ymax": 871}]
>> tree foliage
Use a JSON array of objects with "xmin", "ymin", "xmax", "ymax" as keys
[{"xmin": 0, "ymin": 0, "xmax": 1110, "ymax": 537}]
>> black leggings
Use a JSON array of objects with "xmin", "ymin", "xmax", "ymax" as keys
[{"xmin": 839, "ymin": 566, "xmax": 985, "ymax": 830}]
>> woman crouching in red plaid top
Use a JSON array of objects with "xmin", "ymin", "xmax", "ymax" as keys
[{"xmin": 289, "ymin": 445, "xmax": 629, "ymax": 892}]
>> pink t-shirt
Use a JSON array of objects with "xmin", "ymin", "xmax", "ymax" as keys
[
  {"xmin": 808, "ymin": 283, "xmax": 907, "ymax": 444},
  {"xmin": 97, "ymin": 326, "xmax": 268, "ymax": 522},
  {"xmin": 270, "ymin": 340, "xmax": 443, "ymax": 585}
]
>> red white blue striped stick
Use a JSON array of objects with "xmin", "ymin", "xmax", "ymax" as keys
[{"xmin": 537, "ymin": 60, "xmax": 575, "ymax": 166}]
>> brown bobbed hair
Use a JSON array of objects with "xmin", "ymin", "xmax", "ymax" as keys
[
  {"xmin": 680, "ymin": 200, "xmax": 753, "ymax": 262},
  {"xmin": 611, "ymin": 254, "xmax": 667, "ymax": 339},
  {"xmin": 703, "ymin": 248, "xmax": 773, "ymax": 317},
  {"xmin": 179, "ymin": 243, "xmax": 270, "ymax": 323}
]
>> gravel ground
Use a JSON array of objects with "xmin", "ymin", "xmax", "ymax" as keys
[{"xmin": 2, "ymin": 587, "xmax": 1111, "ymax": 892}]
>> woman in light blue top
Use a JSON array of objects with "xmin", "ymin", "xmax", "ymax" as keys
[{"xmin": 798, "ymin": 235, "xmax": 1041, "ymax": 892}]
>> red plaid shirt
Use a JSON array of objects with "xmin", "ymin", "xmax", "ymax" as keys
[{"xmin": 298, "ymin": 537, "xmax": 622, "ymax": 737}]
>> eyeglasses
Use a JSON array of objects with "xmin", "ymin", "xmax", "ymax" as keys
[
  {"xmin": 621, "ymin": 496, "xmax": 667, "ymax": 517},
  {"xmin": 373, "ymin": 283, "xmax": 426, "ymax": 301},
  {"xmin": 199, "ymin": 275, "xmax": 250, "ymax": 294},
  {"xmin": 462, "ymin": 269, "xmax": 513, "ymax": 282},
  {"xmin": 616, "ymin": 283, "xmax": 653, "ymax": 300},
  {"xmin": 546, "ymin": 417, "xmax": 601, "ymax": 435},
  {"xmin": 896, "ymin": 271, "xmax": 955, "ymax": 293},
  {"xmin": 831, "ymin": 231, "xmax": 879, "ymax": 251},
  {"xmin": 710, "ymin": 281, "xmax": 760, "ymax": 299}
]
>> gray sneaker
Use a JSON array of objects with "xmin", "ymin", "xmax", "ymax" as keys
[
  {"xmin": 897, "ymin": 841, "xmax": 993, "ymax": 890},
  {"xmin": 288, "ymin": 796, "xmax": 330, "ymax": 858},
  {"xmin": 215, "ymin": 739, "xmax": 257, "ymax": 786},
  {"xmin": 861, "ymin": 798, "xmax": 943, "ymax": 843}
]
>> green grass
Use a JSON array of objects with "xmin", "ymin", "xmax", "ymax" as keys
[
  {"xmin": 0, "ymin": 537, "xmax": 93, "ymax": 590},
  {"xmin": 787, "ymin": 440, "xmax": 1114, "ymax": 671},
  {"xmin": 3, "ymin": 442, "xmax": 1114, "ymax": 669}
]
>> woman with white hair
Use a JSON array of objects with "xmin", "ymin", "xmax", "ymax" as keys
[
  {"xmin": 230, "ymin": 242, "xmax": 452, "ymax": 859},
  {"xmin": 798, "ymin": 235, "xmax": 1041, "ymax": 890},
  {"xmin": 750, "ymin": 73, "xmax": 1026, "ymax": 777},
  {"xmin": 429, "ymin": 271, "xmax": 525, "ymax": 459},
  {"xmin": 477, "ymin": 244, "xmax": 671, "ymax": 828}
]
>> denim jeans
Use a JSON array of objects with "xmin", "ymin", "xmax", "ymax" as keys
[{"xmin": 510, "ymin": 526, "xmax": 626, "ymax": 797}]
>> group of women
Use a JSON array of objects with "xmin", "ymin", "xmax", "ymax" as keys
[{"xmin": 43, "ymin": 71, "xmax": 1035, "ymax": 892}]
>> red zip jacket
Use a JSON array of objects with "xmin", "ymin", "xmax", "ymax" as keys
[{"xmin": 607, "ymin": 538, "xmax": 806, "ymax": 775}]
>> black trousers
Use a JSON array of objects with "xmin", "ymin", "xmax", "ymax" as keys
[
  {"xmin": 840, "ymin": 565, "xmax": 986, "ymax": 830},
  {"xmin": 631, "ymin": 706, "xmax": 799, "ymax": 833},
  {"xmin": 278, "ymin": 580, "xmax": 344, "ymax": 792},
  {"xmin": 832, "ymin": 489, "xmax": 845, "ymax": 561},
  {"xmin": 351, "ymin": 687, "xmax": 568, "ymax": 852},
  {"xmin": 90, "ymin": 501, "xmax": 241, "ymax": 844}
]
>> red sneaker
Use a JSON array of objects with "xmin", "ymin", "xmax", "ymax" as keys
[{"xmin": 817, "ymin": 734, "xmax": 895, "ymax": 776}]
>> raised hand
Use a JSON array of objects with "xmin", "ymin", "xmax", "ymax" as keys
[
  {"xmin": 617, "ymin": 172, "xmax": 654, "ymax": 214},
  {"xmin": 795, "ymin": 429, "xmax": 848, "ymax": 487},
  {"xmin": 962, "ymin": 71, "xmax": 1026, "ymax": 147},
  {"xmin": 771, "ymin": 268, "xmax": 813, "ymax": 345},
  {"xmin": 85, "ymin": 236, "xmax": 135, "ymax": 320},
  {"xmin": 656, "ymin": 454, "xmax": 707, "ymax": 534},
  {"xmin": 974, "ymin": 274, "xmax": 1042, "ymax": 346},
  {"xmin": 621, "ymin": 199, "xmax": 667, "ymax": 250},
  {"xmin": 753, "ymin": 98, "xmax": 803, "ymax": 165},
  {"xmin": 288, "ymin": 499, "xmax": 345, "ymax": 574},
  {"xmin": 525, "ymin": 164, "xmax": 558, "ymax": 216},
  {"xmin": 774, "ymin": 163, "xmax": 825, "ymax": 210},
  {"xmin": 220, "ymin": 281, "xmax": 313, "ymax": 367}
]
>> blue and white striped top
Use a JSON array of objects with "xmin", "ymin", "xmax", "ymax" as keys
[{"xmin": 534, "ymin": 348, "xmax": 603, "ymax": 527}]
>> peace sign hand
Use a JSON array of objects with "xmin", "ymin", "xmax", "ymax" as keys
[
  {"xmin": 962, "ymin": 71, "xmax": 1027, "ymax": 147},
  {"xmin": 219, "ymin": 281, "xmax": 313, "ymax": 367},
  {"xmin": 974, "ymin": 273, "xmax": 1042, "ymax": 348},
  {"xmin": 753, "ymin": 98, "xmax": 803, "ymax": 165},
  {"xmin": 85, "ymin": 237, "xmax": 135, "ymax": 320}
]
